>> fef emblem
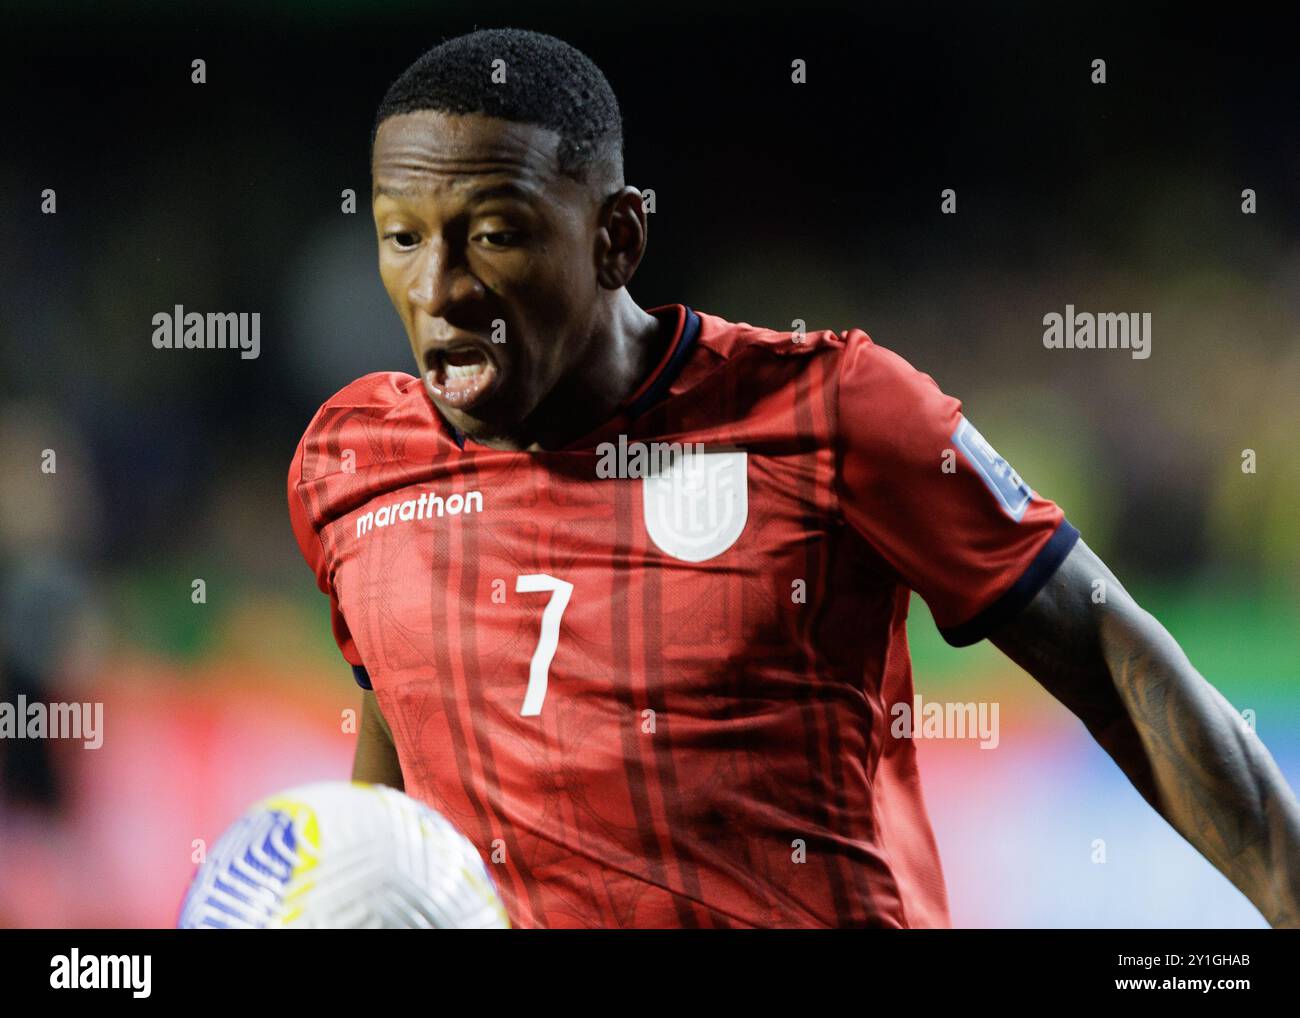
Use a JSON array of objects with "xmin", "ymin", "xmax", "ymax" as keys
[{"xmin": 642, "ymin": 451, "xmax": 748, "ymax": 562}]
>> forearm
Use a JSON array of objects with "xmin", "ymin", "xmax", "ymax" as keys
[
  {"xmin": 1099, "ymin": 601, "xmax": 1300, "ymax": 927},
  {"xmin": 353, "ymin": 689, "xmax": 405, "ymax": 791}
]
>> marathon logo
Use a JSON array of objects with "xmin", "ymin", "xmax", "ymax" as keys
[{"xmin": 356, "ymin": 490, "xmax": 483, "ymax": 539}]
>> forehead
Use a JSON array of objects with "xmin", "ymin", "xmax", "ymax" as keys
[{"xmin": 371, "ymin": 110, "xmax": 568, "ymax": 203}]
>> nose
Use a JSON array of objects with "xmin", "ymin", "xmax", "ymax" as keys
[{"xmin": 408, "ymin": 238, "xmax": 484, "ymax": 317}]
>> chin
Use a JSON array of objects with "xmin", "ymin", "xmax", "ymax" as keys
[{"xmin": 436, "ymin": 397, "xmax": 530, "ymax": 448}]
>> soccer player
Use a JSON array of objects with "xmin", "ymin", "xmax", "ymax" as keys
[{"xmin": 289, "ymin": 28, "xmax": 1300, "ymax": 927}]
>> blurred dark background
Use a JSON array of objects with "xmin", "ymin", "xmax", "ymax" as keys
[{"xmin": 0, "ymin": 1, "xmax": 1296, "ymax": 927}]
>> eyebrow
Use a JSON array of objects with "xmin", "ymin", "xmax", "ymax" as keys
[
  {"xmin": 467, "ymin": 181, "xmax": 540, "ymax": 204},
  {"xmin": 372, "ymin": 180, "xmax": 540, "ymax": 204}
]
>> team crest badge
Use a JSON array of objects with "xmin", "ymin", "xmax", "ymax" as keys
[{"xmin": 642, "ymin": 450, "xmax": 748, "ymax": 562}]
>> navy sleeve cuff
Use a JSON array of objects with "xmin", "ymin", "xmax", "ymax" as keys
[
  {"xmin": 938, "ymin": 518, "xmax": 1081, "ymax": 648},
  {"xmin": 352, "ymin": 664, "xmax": 373, "ymax": 690}
]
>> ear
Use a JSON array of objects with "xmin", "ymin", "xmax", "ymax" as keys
[{"xmin": 595, "ymin": 186, "xmax": 649, "ymax": 290}]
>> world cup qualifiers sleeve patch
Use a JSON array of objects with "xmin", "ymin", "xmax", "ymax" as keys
[{"xmin": 950, "ymin": 416, "xmax": 1034, "ymax": 522}]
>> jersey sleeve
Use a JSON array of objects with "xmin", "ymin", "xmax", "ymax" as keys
[
  {"xmin": 835, "ymin": 332, "xmax": 1079, "ymax": 646},
  {"xmin": 288, "ymin": 404, "xmax": 370, "ymax": 688}
]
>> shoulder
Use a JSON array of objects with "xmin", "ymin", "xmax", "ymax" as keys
[
  {"xmin": 693, "ymin": 310, "xmax": 929, "ymax": 391},
  {"xmin": 297, "ymin": 370, "xmax": 423, "ymax": 435},
  {"xmin": 287, "ymin": 371, "xmax": 430, "ymax": 542},
  {"xmin": 678, "ymin": 310, "xmax": 850, "ymax": 405},
  {"xmin": 835, "ymin": 329, "xmax": 961, "ymax": 456},
  {"xmin": 837, "ymin": 328, "xmax": 946, "ymax": 404},
  {"xmin": 694, "ymin": 312, "xmax": 951, "ymax": 422},
  {"xmin": 290, "ymin": 371, "xmax": 425, "ymax": 480},
  {"xmin": 693, "ymin": 309, "xmax": 845, "ymax": 363}
]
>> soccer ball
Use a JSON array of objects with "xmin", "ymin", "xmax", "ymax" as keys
[{"xmin": 179, "ymin": 780, "xmax": 510, "ymax": 929}]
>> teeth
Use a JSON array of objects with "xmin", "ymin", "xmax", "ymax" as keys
[{"xmin": 445, "ymin": 361, "xmax": 485, "ymax": 380}]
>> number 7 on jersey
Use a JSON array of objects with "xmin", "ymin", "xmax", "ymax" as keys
[{"xmin": 515, "ymin": 573, "xmax": 574, "ymax": 716}]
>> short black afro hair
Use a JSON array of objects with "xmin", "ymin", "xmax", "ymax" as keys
[{"xmin": 371, "ymin": 28, "xmax": 624, "ymax": 184}]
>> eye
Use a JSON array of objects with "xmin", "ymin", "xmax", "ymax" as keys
[
  {"xmin": 384, "ymin": 231, "xmax": 420, "ymax": 250},
  {"xmin": 476, "ymin": 231, "xmax": 522, "ymax": 249}
]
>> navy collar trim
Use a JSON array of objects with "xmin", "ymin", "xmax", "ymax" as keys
[{"xmin": 623, "ymin": 305, "xmax": 701, "ymax": 420}]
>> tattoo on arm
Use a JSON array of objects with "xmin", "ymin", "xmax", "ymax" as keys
[{"xmin": 991, "ymin": 538, "xmax": 1300, "ymax": 927}]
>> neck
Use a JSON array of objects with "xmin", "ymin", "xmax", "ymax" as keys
[{"xmin": 483, "ymin": 293, "xmax": 670, "ymax": 451}]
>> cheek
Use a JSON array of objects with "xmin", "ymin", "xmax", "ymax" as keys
[
  {"xmin": 518, "ymin": 262, "xmax": 586, "ymax": 337},
  {"xmin": 377, "ymin": 260, "xmax": 402, "ymax": 306},
  {"xmin": 379, "ymin": 264, "xmax": 418, "ymax": 330}
]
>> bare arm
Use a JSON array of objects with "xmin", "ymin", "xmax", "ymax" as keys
[
  {"xmin": 989, "ymin": 537, "xmax": 1300, "ymax": 927},
  {"xmin": 352, "ymin": 688, "xmax": 404, "ymax": 791}
]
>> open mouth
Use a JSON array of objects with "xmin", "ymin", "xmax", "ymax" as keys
[{"xmin": 423, "ymin": 344, "xmax": 501, "ymax": 411}]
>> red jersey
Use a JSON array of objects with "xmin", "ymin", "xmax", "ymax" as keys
[{"xmin": 288, "ymin": 304, "xmax": 1077, "ymax": 928}]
